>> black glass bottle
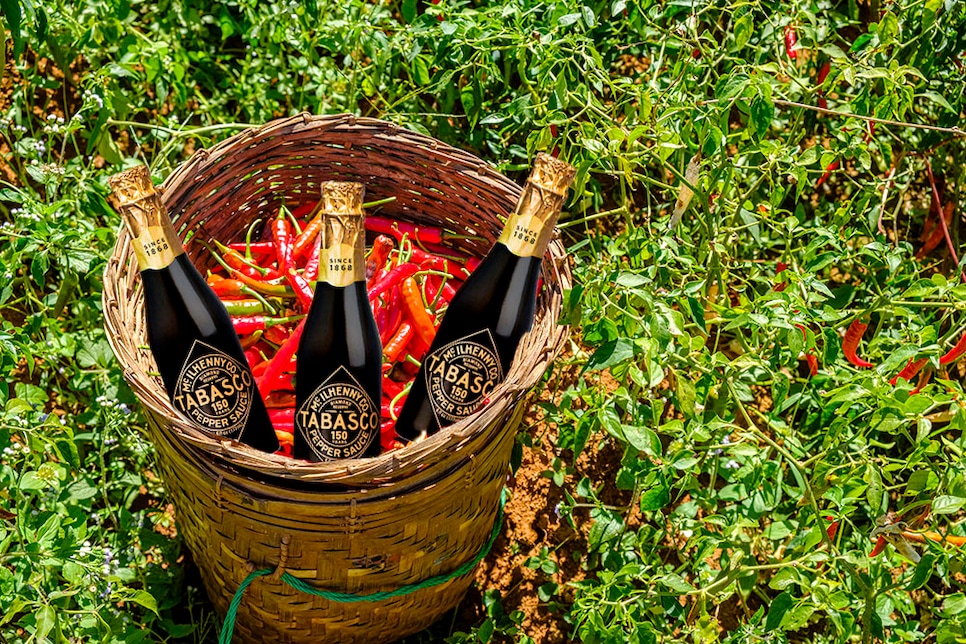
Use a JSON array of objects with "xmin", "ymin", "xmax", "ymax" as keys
[
  {"xmin": 108, "ymin": 166, "xmax": 279, "ymax": 453},
  {"xmin": 294, "ymin": 182, "xmax": 382, "ymax": 461},
  {"xmin": 394, "ymin": 153, "xmax": 576, "ymax": 441}
]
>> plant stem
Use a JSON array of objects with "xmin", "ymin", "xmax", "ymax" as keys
[
  {"xmin": 106, "ymin": 119, "xmax": 259, "ymax": 138},
  {"xmin": 698, "ymin": 98, "xmax": 966, "ymax": 137}
]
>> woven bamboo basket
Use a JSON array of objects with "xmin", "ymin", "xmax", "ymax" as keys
[{"xmin": 102, "ymin": 113, "xmax": 571, "ymax": 643}]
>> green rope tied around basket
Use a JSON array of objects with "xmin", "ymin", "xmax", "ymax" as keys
[{"xmin": 218, "ymin": 488, "xmax": 508, "ymax": 644}]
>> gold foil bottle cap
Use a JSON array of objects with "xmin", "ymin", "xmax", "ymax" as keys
[
  {"xmin": 319, "ymin": 181, "xmax": 365, "ymax": 216},
  {"xmin": 528, "ymin": 152, "xmax": 577, "ymax": 197},
  {"xmin": 108, "ymin": 165, "xmax": 184, "ymax": 270},
  {"xmin": 318, "ymin": 181, "xmax": 366, "ymax": 286}
]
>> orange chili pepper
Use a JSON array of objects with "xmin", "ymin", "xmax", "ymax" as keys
[{"xmin": 401, "ymin": 276, "xmax": 436, "ymax": 346}]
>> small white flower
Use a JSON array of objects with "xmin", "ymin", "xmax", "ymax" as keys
[{"xmin": 725, "ymin": 459, "xmax": 740, "ymax": 469}]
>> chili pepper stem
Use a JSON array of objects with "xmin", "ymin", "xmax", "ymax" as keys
[
  {"xmin": 361, "ymin": 196, "xmax": 397, "ymax": 209},
  {"xmin": 389, "ymin": 382, "xmax": 412, "ymax": 422},
  {"xmin": 244, "ymin": 218, "xmax": 263, "ymax": 261},
  {"xmin": 212, "ymin": 239, "xmax": 271, "ymax": 276},
  {"xmin": 281, "ymin": 204, "xmax": 302, "ymax": 235}
]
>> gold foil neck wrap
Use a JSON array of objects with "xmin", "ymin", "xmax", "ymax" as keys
[
  {"xmin": 108, "ymin": 165, "xmax": 184, "ymax": 270},
  {"xmin": 528, "ymin": 152, "xmax": 577, "ymax": 197},
  {"xmin": 498, "ymin": 154, "xmax": 576, "ymax": 258},
  {"xmin": 319, "ymin": 181, "xmax": 365, "ymax": 216},
  {"xmin": 319, "ymin": 215, "xmax": 366, "ymax": 286},
  {"xmin": 318, "ymin": 181, "xmax": 366, "ymax": 286}
]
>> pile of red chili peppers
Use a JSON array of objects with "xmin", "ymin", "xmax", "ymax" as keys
[{"xmin": 203, "ymin": 202, "xmax": 481, "ymax": 457}]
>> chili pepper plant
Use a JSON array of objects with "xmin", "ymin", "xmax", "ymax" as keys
[{"xmin": 1, "ymin": 0, "xmax": 966, "ymax": 643}]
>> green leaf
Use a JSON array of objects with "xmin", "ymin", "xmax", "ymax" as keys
[
  {"xmin": 733, "ymin": 13, "xmax": 753, "ymax": 50},
  {"xmin": 920, "ymin": 91, "xmax": 955, "ymax": 113},
  {"xmin": 19, "ymin": 471, "xmax": 46, "ymax": 491},
  {"xmin": 411, "ymin": 56, "xmax": 430, "ymax": 86},
  {"xmin": 639, "ymin": 477, "xmax": 669, "ymax": 511},
  {"xmin": 850, "ymin": 33, "xmax": 875, "ymax": 52},
  {"xmin": 931, "ymin": 495, "xmax": 965, "ymax": 515},
  {"xmin": 621, "ymin": 425, "xmax": 661, "ymax": 456},
  {"xmin": 581, "ymin": 6, "xmax": 596, "ymax": 28},
  {"xmin": 585, "ymin": 338, "xmax": 637, "ymax": 372},
  {"xmin": 750, "ymin": 97, "xmax": 773, "ymax": 138},
  {"xmin": 123, "ymin": 589, "xmax": 159, "ymax": 615},
  {"xmin": 63, "ymin": 561, "xmax": 86, "ymax": 585},
  {"xmin": 675, "ymin": 374, "xmax": 696, "ymax": 418},
  {"xmin": 558, "ymin": 13, "xmax": 581, "ymax": 26},
  {"xmin": 781, "ymin": 603, "xmax": 815, "ymax": 630},
  {"xmin": 657, "ymin": 573, "xmax": 694, "ymax": 593},
  {"xmin": 715, "ymin": 74, "xmax": 749, "ymax": 100},
  {"xmin": 907, "ymin": 553, "xmax": 936, "ymax": 590},
  {"xmin": 460, "ymin": 77, "xmax": 481, "ymax": 129},
  {"xmin": 0, "ymin": 0, "xmax": 23, "ymax": 58},
  {"xmin": 34, "ymin": 605, "xmax": 56, "ymax": 642},
  {"xmin": 401, "ymin": 0, "xmax": 417, "ymax": 23},
  {"xmin": 765, "ymin": 591, "xmax": 795, "ymax": 631}
]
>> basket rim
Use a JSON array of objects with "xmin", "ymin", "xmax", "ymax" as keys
[{"xmin": 102, "ymin": 112, "xmax": 572, "ymax": 491}]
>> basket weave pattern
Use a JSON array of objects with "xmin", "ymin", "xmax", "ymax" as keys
[{"xmin": 102, "ymin": 113, "xmax": 571, "ymax": 642}]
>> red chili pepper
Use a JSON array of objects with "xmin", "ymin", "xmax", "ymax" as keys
[
  {"xmin": 229, "ymin": 241, "xmax": 275, "ymax": 257},
  {"xmin": 368, "ymin": 262, "xmax": 420, "ymax": 302},
  {"xmin": 366, "ymin": 235, "xmax": 395, "ymax": 279},
  {"xmin": 773, "ymin": 262, "xmax": 790, "ymax": 291},
  {"xmin": 890, "ymin": 358, "xmax": 929, "ymax": 386},
  {"xmin": 257, "ymin": 318, "xmax": 306, "ymax": 394},
  {"xmin": 263, "ymin": 324, "xmax": 291, "ymax": 346},
  {"xmin": 816, "ymin": 61, "xmax": 831, "ymax": 110},
  {"xmin": 290, "ymin": 202, "xmax": 317, "ymax": 220},
  {"xmin": 797, "ymin": 324, "xmax": 818, "ymax": 377},
  {"xmin": 940, "ymin": 330, "xmax": 966, "ymax": 365},
  {"xmin": 366, "ymin": 216, "xmax": 445, "ymax": 245},
  {"xmin": 213, "ymin": 240, "xmax": 280, "ymax": 279},
  {"xmin": 268, "ymin": 408, "xmax": 294, "ymax": 432},
  {"xmin": 408, "ymin": 248, "xmax": 457, "ymax": 275},
  {"xmin": 824, "ymin": 516, "xmax": 840, "ymax": 541},
  {"xmin": 784, "ymin": 24, "xmax": 798, "ymax": 59},
  {"xmin": 379, "ymin": 289, "xmax": 404, "ymax": 345},
  {"xmin": 380, "ymin": 419, "xmax": 398, "ymax": 452},
  {"xmin": 815, "ymin": 160, "xmax": 840, "ymax": 188},
  {"xmin": 292, "ymin": 212, "xmax": 322, "ymax": 259},
  {"xmin": 917, "ymin": 201, "xmax": 956, "ymax": 260},
  {"xmin": 285, "ymin": 267, "xmax": 315, "ymax": 310},
  {"xmin": 244, "ymin": 347, "xmax": 260, "ymax": 368},
  {"xmin": 407, "ymin": 332, "xmax": 431, "ymax": 363},
  {"xmin": 382, "ymin": 378, "xmax": 404, "ymax": 400},
  {"xmin": 843, "ymin": 318, "xmax": 875, "ymax": 368},
  {"xmin": 870, "ymin": 535, "xmax": 888, "ymax": 556},
  {"xmin": 303, "ymin": 241, "xmax": 321, "ymax": 283},
  {"xmin": 384, "ymin": 320, "xmax": 415, "ymax": 363},
  {"xmin": 231, "ymin": 314, "xmax": 302, "ymax": 336},
  {"xmin": 252, "ymin": 359, "xmax": 271, "ymax": 378},
  {"xmin": 401, "ymin": 277, "xmax": 437, "ymax": 346},
  {"xmin": 273, "ymin": 208, "xmax": 295, "ymax": 272}
]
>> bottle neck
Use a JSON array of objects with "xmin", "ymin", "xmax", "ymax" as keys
[
  {"xmin": 497, "ymin": 181, "xmax": 566, "ymax": 258},
  {"xmin": 318, "ymin": 239, "xmax": 366, "ymax": 287},
  {"xmin": 127, "ymin": 205, "xmax": 185, "ymax": 271}
]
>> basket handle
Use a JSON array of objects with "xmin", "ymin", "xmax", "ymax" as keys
[{"xmin": 218, "ymin": 488, "xmax": 508, "ymax": 644}]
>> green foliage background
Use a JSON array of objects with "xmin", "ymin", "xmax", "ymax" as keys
[{"xmin": 1, "ymin": 0, "xmax": 966, "ymax": 641}]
